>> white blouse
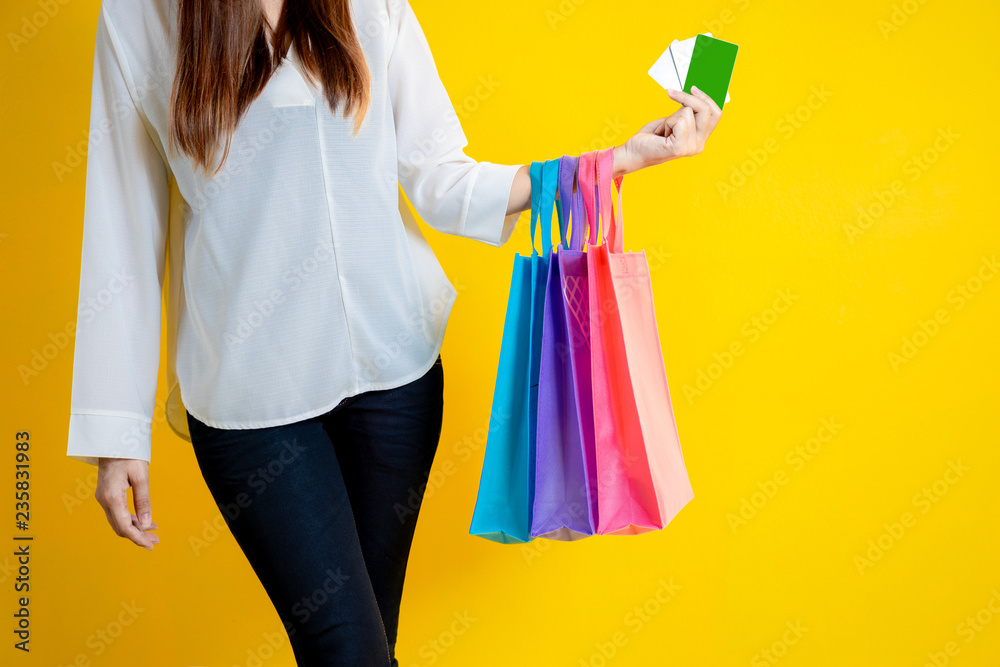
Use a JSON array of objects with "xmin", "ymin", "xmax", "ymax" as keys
[{"xmin": 67, "ymin": 0, "xmax": 523, "ymax": 465}]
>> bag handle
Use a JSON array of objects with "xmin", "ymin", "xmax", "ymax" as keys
[
  {"xmin": 571, "ymin": 172, "xmax": 585, "ymax": 251},
  {"xmin": 596, "ymin": 147, "xmax": 625, "ymax": 254},
  {"xmin": 529, "ymin": 159, "xmax": 558, "ymax": 257},
  {"xmin": 529, "ymin": 161, "xmax": 543, "ymax": 256},
  {"xmin": 538, "ymin": 158, "xmax": 560, "ymax": 257},
  {"xmin": 578, "ymin": 151, "xmax": 599, "ymax": 247},
  {"xmin": 557, "ymin": 155, "xmax": 578, "ymax": 249},
  {"xmin": 559, "ymin": 154, "xmax": 587, "ymax": 251}
]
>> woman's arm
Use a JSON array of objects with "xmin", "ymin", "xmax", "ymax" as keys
[
  {"xmin": 70, "ymin": 5, "xmax": 165, "ymax": 550},
  {"xmin": 505, "ymin": 85, "xmax": 723, "ymax": 216}
]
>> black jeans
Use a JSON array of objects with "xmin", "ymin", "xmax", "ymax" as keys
[{"xmin": 186, "ymin": 355, "xmax": 444, "ymax": 666}]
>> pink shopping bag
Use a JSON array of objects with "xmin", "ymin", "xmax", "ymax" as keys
[{"xmin": 579, "ymin": 147, "xmax": 694, "ymax": 535}]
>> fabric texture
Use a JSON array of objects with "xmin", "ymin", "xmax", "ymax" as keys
[{"xmin": 67, "ymin": 0, "xmax": 523, "ymax": 465}]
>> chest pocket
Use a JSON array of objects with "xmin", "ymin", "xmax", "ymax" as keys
[{"xmin": 261, "ymin": 43, "xmax": 317, "ymax": 108}]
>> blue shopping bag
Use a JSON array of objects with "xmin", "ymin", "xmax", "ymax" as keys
[{"xmin": 470, "ymin": 158, "xmax": 560, "ymax": 543}]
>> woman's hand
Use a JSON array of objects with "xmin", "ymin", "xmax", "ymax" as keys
[
  {"xmin": 613, "ymin": 85, "xmax": 723, "ymax": 177},
  {"xmin": 504, "ymin": 85, "xmax": 724, "ymax": 216},
  {"xmin": 95, "ymin": 458, "xmax": 160, "ymax": 550}
]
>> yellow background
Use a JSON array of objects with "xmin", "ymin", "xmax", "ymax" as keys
[{"xmin": 2, "ymin": 0, "xmax": 998, "ymax": 664}]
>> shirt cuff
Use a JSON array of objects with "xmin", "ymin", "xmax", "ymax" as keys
[
  {"xmin": 67, "ymin": 413, "xmax": 153, "ymax": 466},
  {"xmin": 464, "ymin": 162, "xmax": 524, "ymax": 247}
]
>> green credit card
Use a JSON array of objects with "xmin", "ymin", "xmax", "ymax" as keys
[{"xmin": 683, "ymin": 34, "xmax": 738, "ymax": 109}]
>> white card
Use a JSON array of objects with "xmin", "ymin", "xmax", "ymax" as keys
[{"xmin": 648, "ymin": 32, "xmax": 731, "ymax": 103}]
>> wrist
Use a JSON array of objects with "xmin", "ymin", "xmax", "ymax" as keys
[{"xmin": 612, "ymin": 143, "xmax": 638, "ymax": 178}]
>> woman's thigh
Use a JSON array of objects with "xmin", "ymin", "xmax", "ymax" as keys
[
  {"xmin": 321, "ymin": 355, "xmax": 445, "ymax": 650},
  {"xmin": 186, "ymin": 410, "xmax": 391, "ymax": 667}
]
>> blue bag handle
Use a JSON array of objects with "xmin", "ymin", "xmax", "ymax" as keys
[
  {"xmin": 539, "ymin": 159, "xmax": 560, "ymax": 257},
  {"xmin": 530, "ymin": 158, "xmax": 561, "ymax": 258},
  {"xmin": 529, "ymin": 161, "xmax": 543, "ymax": 256}
]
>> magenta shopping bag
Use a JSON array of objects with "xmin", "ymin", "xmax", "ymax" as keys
[{"xmin": 532, "ymin": 154, "xmax": 599, "ymax": 540}]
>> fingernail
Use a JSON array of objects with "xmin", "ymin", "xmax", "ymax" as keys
[
  {"xmin": 140, "ymin": 512, "xmax": 151, "ymax": 526},
  {"xmin": 666, "ymin": 88, "xmax": 678, "ymax": 95},
  {"xmin": 691, "ymin": 85, "xmax": 699, "ymax": 92}
]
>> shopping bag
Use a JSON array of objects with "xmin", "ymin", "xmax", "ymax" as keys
[
  {"xmin": 532, "ymin": 155, "xmax": 598, "ymax": 540},
  {"xmin": 470, "ymin": 159, "xmax": 559, "ymax": 543},
  {"xmin": 581, "ymin": 147, "xmax": 694, "ymax": 535}
]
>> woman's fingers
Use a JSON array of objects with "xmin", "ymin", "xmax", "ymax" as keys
[
  {"xmin": 96, "ymin": 459, "xmax": 157, "ymax": 550},
  {"xmin": 621, "ymin": 85, "xmax": 727, "ymax": 172},
  {"xmin": 667, "ymin": 85, "xmax": 723, "ymax": 147},
  {"xmin": 636, "ymin": 116, "xmax": 669, "ymax": 137},
  {"xmin": 667, "ymin": 87, "xmax": 711, "ymax": 134},
  {"xmin": 130, "ymin": 515, "xmax": 159, "ymax": 531},
  {"xmin": 103, "ymin": 488, "xmax": 154, "ymax": 550},
  {"xmin": 689, "ymin": 85, "xmax": 723, "ymax": 119},
  {"xmin": 130, "ymin": 515, "xmax": 161, "ymax": 545},
  {"xmin": 665, "ymin": 86, "xmax": 704, "ymax": 109},
  {"xmin": 664, "ymin": 109, "xmax": 698, "ymax": 157},
  {"xmin": 687, "ymin": 85, "xmax": 723, "ymax": 141},
  {"xmin": 129, "ymin": 464, "xmax": 153, "ymax": 529}
]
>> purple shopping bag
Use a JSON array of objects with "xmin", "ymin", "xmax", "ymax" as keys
[{"xmin": 532, "ymin": 154, "xmax": 599, "ymax": 540}]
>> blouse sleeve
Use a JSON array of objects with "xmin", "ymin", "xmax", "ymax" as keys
[
  {"xmin": 66, "ymin": 4, "xmax": 170, "ymax": 466},
  {"xmin": 385, "ymin": 0, "xmax": 522, "ymax": 247}
]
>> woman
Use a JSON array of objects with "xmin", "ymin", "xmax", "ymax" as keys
[{"xmin": 67, "ymin": 0, "xmax": 723, "ymax": 664}]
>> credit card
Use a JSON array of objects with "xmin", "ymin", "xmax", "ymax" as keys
[
  {"xmin": 682, "ymin": 34, "xmax": 738, "ymax": 109},
  {"xmin": 648, "ymin": 33, "xmax": 735, "ymax": 106}
]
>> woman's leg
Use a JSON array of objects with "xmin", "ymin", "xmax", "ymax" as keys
[
  {"xmin": 186, "ymin": 409, "xmax": 391, "ymax": 666},
  {"xmin": 320, "ymin": 355, "xmax": 445, "ymax": 667}
]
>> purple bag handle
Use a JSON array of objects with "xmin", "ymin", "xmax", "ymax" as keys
[
  {"xmin": 556, "ymin": 156, "xmax": 574, "ymax": 249},
  {"xmin": 570, "ymin": 173, "xmax": 585, "ymax": 251},
  {"xmin": 575, "ymin": 187, "xmax": 586, "ymax": 249},
  {"xmin": 558, "ymin": 155, "xmax": 584, "ymax": 251}
]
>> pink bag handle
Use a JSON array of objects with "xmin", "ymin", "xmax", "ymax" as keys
[
  {"xmin": 577, "ymin": 151, "xmax": 600, "ymax": 247},
  {"xmin": 596, "ymin": 147, "xmax": 625, "ymax": 254},
  {"xmin": 579, "ymin": 148, "xmax": 625, "ymax": 251}
]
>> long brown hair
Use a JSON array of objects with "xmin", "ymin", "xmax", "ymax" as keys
[{"xmin": 168, "ymin": 0, "xmax": 371, "ymax": 176}]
